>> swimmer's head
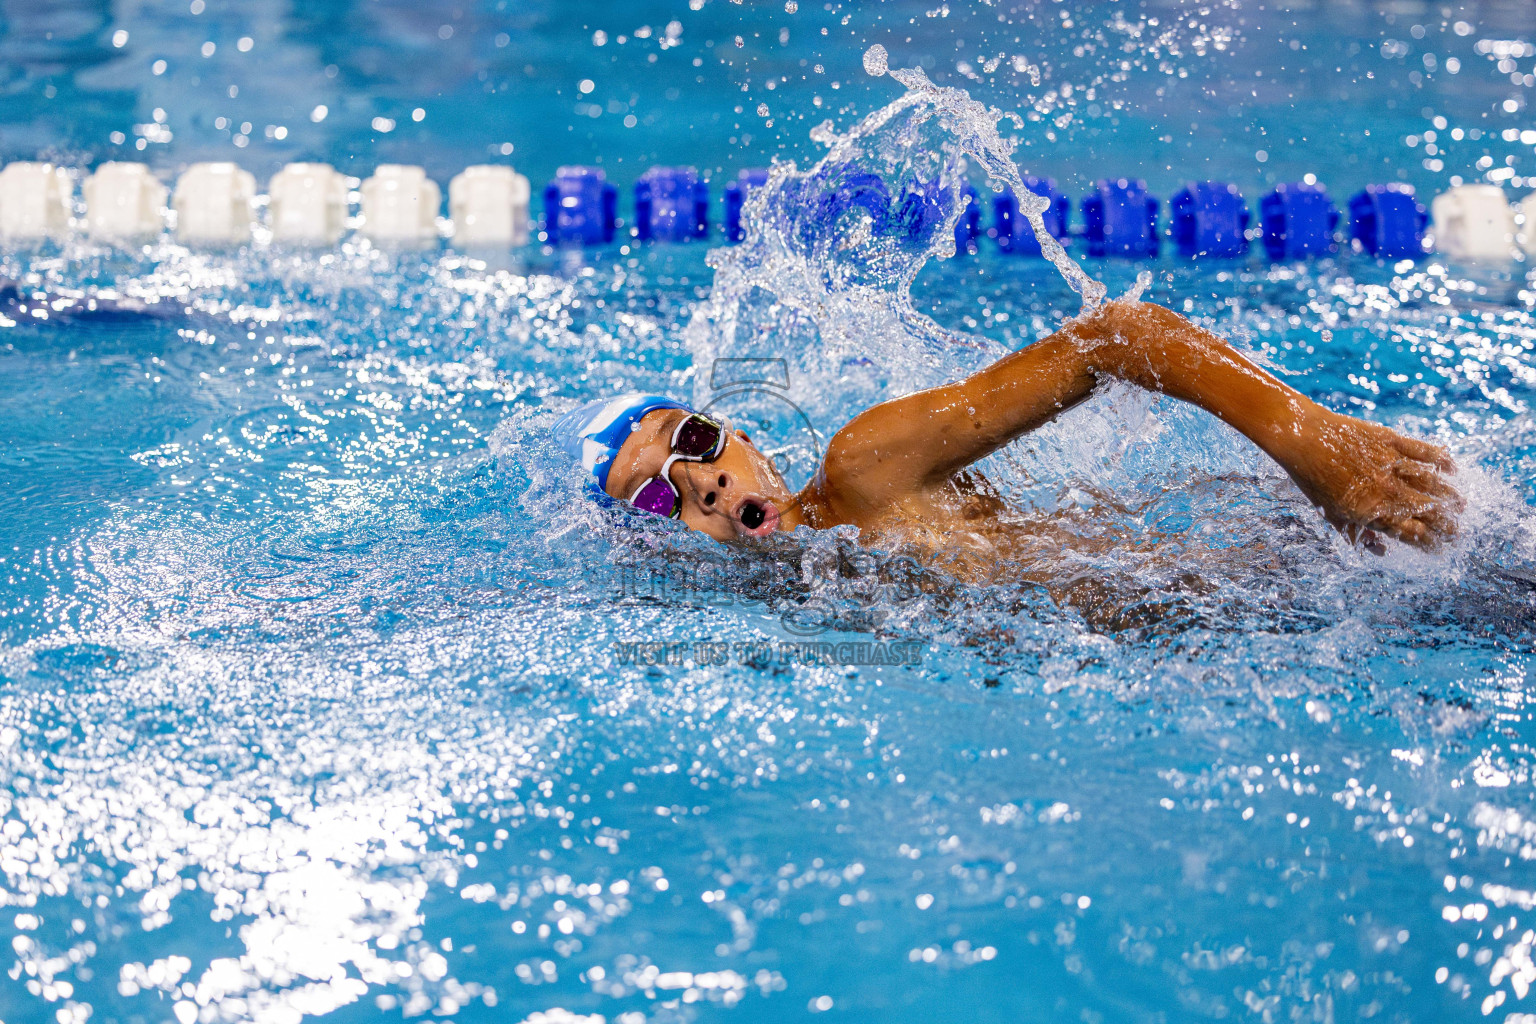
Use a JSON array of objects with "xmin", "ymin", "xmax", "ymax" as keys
[{"xmin": 551, "ymin": 393, "xmax": 795, "ymax": 541}]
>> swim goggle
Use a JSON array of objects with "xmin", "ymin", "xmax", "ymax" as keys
[{"xmin": 626, "ymin": 412, "xmax": 730, "ymax": 518}]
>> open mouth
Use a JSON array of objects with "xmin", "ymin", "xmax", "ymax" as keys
[{"xmin": 734, "ymin": 496, "xmax": 781, "ymax": 537}]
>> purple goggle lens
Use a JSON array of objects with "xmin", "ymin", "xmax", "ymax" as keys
[
  {"xmin": 673, "ymin": 415, "xmax": 724, "ymax": 459},
  {"xmin": 630, "ymin": 477, "xmax": 681, "ymax": 518}
]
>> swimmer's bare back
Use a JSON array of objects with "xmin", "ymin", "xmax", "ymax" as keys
[{"xmin": 788, "ymin": 300, "xmax": 1462, "ymax": 554}]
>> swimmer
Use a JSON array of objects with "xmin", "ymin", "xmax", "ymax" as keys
[{"xmin": 553, "ymin": 300, "xmax": 1461, "ymax": 572}]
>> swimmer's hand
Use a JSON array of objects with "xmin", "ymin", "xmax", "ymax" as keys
[{"xmin": 1282, "ymin": 410, "xmax": 1462, "ymax": 551}]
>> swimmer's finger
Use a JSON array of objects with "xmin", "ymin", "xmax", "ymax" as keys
[
  {"xmin": 1418, "ymin": 499, "xmax": 1462, "ymax": 538},
  {"xmin": 1377, "ymin": 515, "xmax": 1432, "ymax": 549},
  {"xmin": 1433, "ymin": 483, "xmax": 1467, "ymax": 515},
  {"xmin": 1341, "ymin": 522, "xmax": 1387, "ymax": 555},
  {"xmin": 1392, "ymin": 461, "xmax": 1465, "ymax": 508},
  {"xmin": 1392, "ymin": 434, "xmax": 1455, "ymax": 473},
  {"xmin": 1391, "ymin": 495, "xmax": 1463, "ymax": 536},
  {"xmin": 1378, "ymin": 504, "xmax": 1465, "ymax": 549},
  {"xmin": 1416, "ymin": 508, "xmax": 1460, "ymax": 543}
]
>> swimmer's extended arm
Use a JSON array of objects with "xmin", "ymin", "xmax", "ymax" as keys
[{"xmin": 820, "ymin": 300, "xmax": 1461, "ymax": 548}]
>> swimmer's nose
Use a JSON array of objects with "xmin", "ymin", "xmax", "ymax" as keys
[{"xmin": 681, "ymin": 464, "xmax": 734, "ymax": 513}]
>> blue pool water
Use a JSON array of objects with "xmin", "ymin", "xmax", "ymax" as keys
[{"xmin": 2, "ymin": 2, "xmax": 1536, "ymax": 1023}]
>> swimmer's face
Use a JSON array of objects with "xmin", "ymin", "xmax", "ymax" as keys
[{"xmin": 605, "ymin": 408, "xmax": 794, "ymax": 541}]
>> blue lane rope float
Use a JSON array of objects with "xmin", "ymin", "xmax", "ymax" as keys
[
  {"xmin": 799, "ymin": 164, "xmax": 894, "ymax": 246},
  {"xmin": 1170, "ymin": 180, "xmax": 1251, "ymax": 259},
  {"xmin": 1348, "ymin": 184, "xmax": 1429, "ymax": 259},
  {"xmin": 1082, "ymin": 177, "xmax": 1161, "ymax": 258},
  {"xmin": 543, "ymin": 165, "xmax": 617, "ymax": 246},
  {"xmin": 1260, "ymin": 182, "xmax": 1340, "ymax": 260},
  {"xmin": 634, "ymin": 165, "xmax": 709, "ymax": 243},
  {"xmin": 723, "ymin": 168, "xmax": 768, "ymax": 243}
]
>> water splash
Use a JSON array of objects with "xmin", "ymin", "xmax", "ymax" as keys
[
  {"xmin": 692, "ymin": 60, "xmax": 1107, "ymax": 363},
  {"xmin": 685, "ymin": 63, "xmax": 1115, "ymax": 473},
  {"xmin": 862, "ymin": 43, "xmax": 889, "ymax": 76},
  {"xmin": 883, "ymin": 63, "xmax": 1107, "ymax": 308},
  {"xmin": 1123, "ymin": 268, "xmax": 1154, "ymax": 302}
]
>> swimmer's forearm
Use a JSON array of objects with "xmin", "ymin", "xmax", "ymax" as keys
[
  {"xmin": 1067, "ymin": 301, "xmax": 1324, "ymax": 469},
  {"xmin": 905, "ymin": 336, "xmax": 1098, "ymax": 484},
  {"xmin": 1075, "ymin": 302, "xmax": 1461, "ymax": 547},
  {"xmin": 957, "ymin": 301, "xmax": 1322, "ymax": 471}
]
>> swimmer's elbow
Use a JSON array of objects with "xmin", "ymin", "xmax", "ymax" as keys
[
  {"xmin": 1089, "ymin": 299, "xmax": 1186, "ymax": 340},
  {"xmin": 1070, "ymin": 300, "xmax": 1196, "ymax": 368}
]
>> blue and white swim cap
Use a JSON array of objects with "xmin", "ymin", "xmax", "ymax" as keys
[{"xmin": 550, "ymin": 393, "xmax": 690, "ymax": 493}]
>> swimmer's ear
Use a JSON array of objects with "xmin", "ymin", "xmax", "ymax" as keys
[{"xmin": 734, "ymin": 428, "xmax": 754, "ymax": 447}]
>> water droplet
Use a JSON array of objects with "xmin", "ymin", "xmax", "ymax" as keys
[
  {"xmin": 862, "ymin": 44, "xmax": 888, "ymax": 77},
  {"xmin": 757, "ymin": 103, "xmax": 770, "ymax": 117},
  {"xmin": 785, "ymin": 0, "xmax": 798, "ymax": 11},
  {"xmin": 1122, "ymin": 270, "xmax": 1154, "ymax": 303}
]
